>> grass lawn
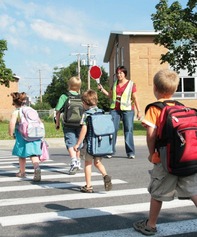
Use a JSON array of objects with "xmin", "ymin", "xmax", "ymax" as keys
[{"xmin": 1, "ymin": 120, "xmax": 146, "ymax": 140}]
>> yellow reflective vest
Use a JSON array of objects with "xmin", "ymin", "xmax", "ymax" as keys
[{"xmin": 110, "ymin": 80, "xmax": 134, "ymax": 110}]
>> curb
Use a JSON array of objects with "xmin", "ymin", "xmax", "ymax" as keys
[{"xmin": 0, "ymin": 136, "xmax": 146, "ymax": 149}]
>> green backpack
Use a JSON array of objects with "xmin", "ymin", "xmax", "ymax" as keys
[{"xmin": 62, "ymin": 92, "xmax": 84, "ymax": 127}]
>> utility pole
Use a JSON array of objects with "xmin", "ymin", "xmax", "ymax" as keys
[
  {"xmin": 39, "ymin": 69, "xmax": 42, "ymax": 103},
  {"xmin": 70, "ymin": 53, "xmax": 86, "ymax": 79},
  {"xmin": 81, "ymin": 44, "xmax": 98, "ymax": 89}
]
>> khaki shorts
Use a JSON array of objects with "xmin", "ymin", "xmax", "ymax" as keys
[
  {"xmin": 80, "ymin": 143, "xmax": 103, "ymax": 162},
  {"xmin": 148, "ymin": 163, "xmax": 197, "ymax": 201}
]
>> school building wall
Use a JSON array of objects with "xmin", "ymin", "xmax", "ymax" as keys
[
  {"xmin": 104, "ymin": 32, "xmax": 197, "ymax": 115},
  {"xmin": 0, "ymin": 80, "xmax": 19, "ymax": 121}
]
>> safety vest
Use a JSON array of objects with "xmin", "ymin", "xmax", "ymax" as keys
[{"xmin": 110, "ymin": 80, "xmax": 133, "ymax": 110}]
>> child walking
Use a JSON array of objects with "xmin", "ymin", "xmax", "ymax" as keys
[
  {"xmin": 74, "ymin": 89, "xmax": 112, "ymax": 193},
  {"xmin": 9, "ymin": 92, "xmax": 42, "ymax": 182},
  {"xmin": 133, "ymin": 69, "xmax": 197, "ymax": 235},
  {"xmin": 55, "ymin": 76, "xmax": 82, "ymax": 175}
]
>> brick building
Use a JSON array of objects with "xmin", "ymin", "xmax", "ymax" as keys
[
  {"xmin": 104, "ymin": 31, "xmax": 197, "ymax": 115},
  {"xmin": 0, "ymin": 78, "xmax": 19, "ymax": 121}
]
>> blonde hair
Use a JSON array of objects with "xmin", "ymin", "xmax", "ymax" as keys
[
  {"xmin": 11, "ymin": 92, "xmax": 27, "ymax": 106},
  {"xmin": 154, "ymin": 69, "xmax": 180, "ymax": 96},
  {"xmin": 68, "ymin": 76, "xmax": 81, "ymax": 92},
  {"xmin": 82, "ymin": 89, "xmax": 98, "ymax": 106}
]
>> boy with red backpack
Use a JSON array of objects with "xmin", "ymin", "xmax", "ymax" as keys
[{"xmin": 133, "ymin": 69, "xmax": 197, "ymax": 236}]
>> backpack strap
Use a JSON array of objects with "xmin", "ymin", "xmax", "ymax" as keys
[
  {"xmin": 145, "ymin": 100, "xmax": 184, "ymax": 114},
  {"xmin": 86, "ymin": 108, "xmax": 104, "ymax": 116}
]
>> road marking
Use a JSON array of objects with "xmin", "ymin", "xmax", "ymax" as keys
[
  {"xmin": 0, "ymin": 172, "xmax": 98, "ymax": 182},
  {"xmin": 0, "ymin": 160, "xmax": 62, "ymax": 169},
  {"xmin": 0, "ymin": 188, "xmax": 147, "ymax": 206},
  {"xmin": 0, "ymin": 179, "xmax": 127, "ymax": 192},
  {"xmin": 0, "ymin": 166, "xmax": 70, "ymax": 174},
  {"xmin": 0, "ymin": 199, "xmax": 193, "ymax": 226}
]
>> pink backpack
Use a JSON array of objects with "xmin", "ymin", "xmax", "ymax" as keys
[{"xmin": 18, "ymin": 107, "xmax": 45, "ymax": 141}]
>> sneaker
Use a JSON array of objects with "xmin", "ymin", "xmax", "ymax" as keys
[
  {"xmin": 133, "ymin": 219, "xmax": 157, "ymax": 236},
  {"xmin": 128, "ymin": 155, "xmax": 135, "ymax": 159},
  {"xmin": 77, "ymin": 160, "xmax": 83, "ymax": 170},
  {"xmin": 33, "ymin": 167, "xmax": 41, "ymax": 182},
  {"xmin": 103, "ymin": 175, "xmax": 112, "ymax": 191},
  {"xmin": 80, "ymin": 185, "xmax": 94, "ymax": 193},
  {"xmin": 68, "ymin": 158, "xmax": 79, "ymax": 175},
  {"xmin": 105, "ymin": 155, "xmax": 112, "ymax": 159}
]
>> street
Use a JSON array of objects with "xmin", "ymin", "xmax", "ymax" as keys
[{"xmin": 0, "ymin": 137, "xmax": 196, "ymax": 237}]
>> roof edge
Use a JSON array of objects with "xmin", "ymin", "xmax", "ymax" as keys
[{"xmin": 104, "ymin": 31, "xmax": 159, "ymax": 63}]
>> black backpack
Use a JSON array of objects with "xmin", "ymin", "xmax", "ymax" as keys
[{"xmin": 62, "ymin": 92, "xmax": 84, "ymax": 127}]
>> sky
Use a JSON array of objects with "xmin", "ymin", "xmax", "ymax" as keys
[{"xmin": 0, "ymin": 0, "xmax": 188, "ymax": 101}]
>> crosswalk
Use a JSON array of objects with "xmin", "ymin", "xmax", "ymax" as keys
[{"xmin": 0, "ymin": 149, "xmax": 196, "ymax": 237}]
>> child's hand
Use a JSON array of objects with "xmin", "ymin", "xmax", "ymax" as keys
[
  {"xmin": 55, "ymin": 123, "xmax": 60, "ymax": 130},
  {"xmin": 74, "ymin": 144, "xmax": 79, "ymax": 152}
]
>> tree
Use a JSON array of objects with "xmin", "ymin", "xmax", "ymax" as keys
[
  {"xmin": 151, "ymin": 0, "xmax": 197, "ymax": 75},
  {"xmin": 43, "ymin": 62, "xmax": 110, "ymax": 111},
  {"xmin": 0, "ymin": 40, "xmax": 15, "ymax": 87}
]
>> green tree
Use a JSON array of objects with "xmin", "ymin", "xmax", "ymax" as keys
[
  {"xmin": 151, "ymin": 0, "xmax": 197, "ymax": 75},
  {"xmin": 43, "ymin": 62, "xmax": 110, "ymax": 111},
  {"xmin": 0, "ymin": 40, "xmax": 15, "ymax": 87},
  {"xmin": 31, "ymin": 101, "xmax": 51, "ymax": 110}
]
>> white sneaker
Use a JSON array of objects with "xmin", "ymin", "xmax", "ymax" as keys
[
  {"xmin": 68, "ymin": 158, "xmax": 79, "ymax": 175},
  {"xmin": 77, "ymin": 160, "xmax": 83, "ymax": 170}
]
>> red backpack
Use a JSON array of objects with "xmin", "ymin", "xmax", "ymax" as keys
[{"xmin": 145, "ymin": 100, "xmax": 197, "ymax": 176}]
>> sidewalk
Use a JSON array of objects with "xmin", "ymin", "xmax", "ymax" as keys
[{"xmin": 0, "ymin": 136, "xmax": 146, "ymax": 149}]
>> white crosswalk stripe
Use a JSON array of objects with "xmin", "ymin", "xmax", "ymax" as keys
[
  {"xmin": 0, "ymin": 199, "xmax": 193, "ymax": 226},
  {"xmin": 0, "ymin": 149, "xmax": 196, "ymax": 237}
]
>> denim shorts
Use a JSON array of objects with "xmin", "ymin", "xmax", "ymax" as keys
[
  {"xmin": 63, "ymin": 126, "xmax": 81, "ymax": 149},
  {"xmin": 148, "ymin": 163, "xmax": 197, "ymax": 201}
]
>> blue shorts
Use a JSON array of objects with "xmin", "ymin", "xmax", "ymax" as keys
[{"xmin": 63, "ymin": 126, "xmax": 81, "ymax": 149}]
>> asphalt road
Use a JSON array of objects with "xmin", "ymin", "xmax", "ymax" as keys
[{"xmin": 0, "ymin": 137, "xmax": 196, "ymax": 237}]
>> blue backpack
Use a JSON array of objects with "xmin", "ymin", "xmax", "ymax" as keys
[{"xmin": 86, "ymin": 109, "xmax": 115, "ymax": 157}]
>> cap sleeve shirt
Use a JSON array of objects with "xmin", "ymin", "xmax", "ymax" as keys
[{"xmin": 142, "ymin": 106, "xmax": 162, "ymax": 129}]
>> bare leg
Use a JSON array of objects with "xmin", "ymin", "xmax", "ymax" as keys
[
  {"xmin": 191, "ymin": 195, "xmax": 197, "ymax": 207},
  {"xmin": 94, "ymin": 158, "xmax": 112, "ymax": 191},
  {"xmin": 30, "ymin": 156, "xmax": 40, "ymax": 169},
  {"xmin": 68, "ymin": 147, "xmax": 77, "ymax": 158},
  {"xmin": 94, "ymin": 158, "xmax": 107, "ymax": 176},
  {"xmin": 30, "ymin": 156, "xmax": 41, "ymax": 182},
  {"xmin": 18, "ymin": 157, "xmax": 26, "ymax": 173},
  {"xmin": 84, "ymin": 160, "xmax": 92, "ymax": 187},
  {"xmin": 147, "ymin": 197, "xmax": 162, "ymax": 228}
]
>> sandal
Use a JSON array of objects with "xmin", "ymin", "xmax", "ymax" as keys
[
  {"xmin": 103, "ymin": 175, "xmax": 112, "ymax": 191},
  {"xmin": 133, "ymin": 219, "xmax": 157, "ymax": 236},
  {"xmin": 80, "ymin": 185, "xmax": 94, "ymax": 193},
  {"xmin": 16, "ymin": 172, "xmax": 26, "ymax": 178},
  {"xmin": 33, "ymin": 167, "xmax": 41, "ymax": 182}
]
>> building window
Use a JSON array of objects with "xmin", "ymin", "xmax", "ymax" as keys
[
  {"xmin": 173, "ymin": 77, "xmax": 197, "ymax": 99},
  {"xmin": 120, "ymin": 47, "xmax": 124, "ymax": 66}
]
